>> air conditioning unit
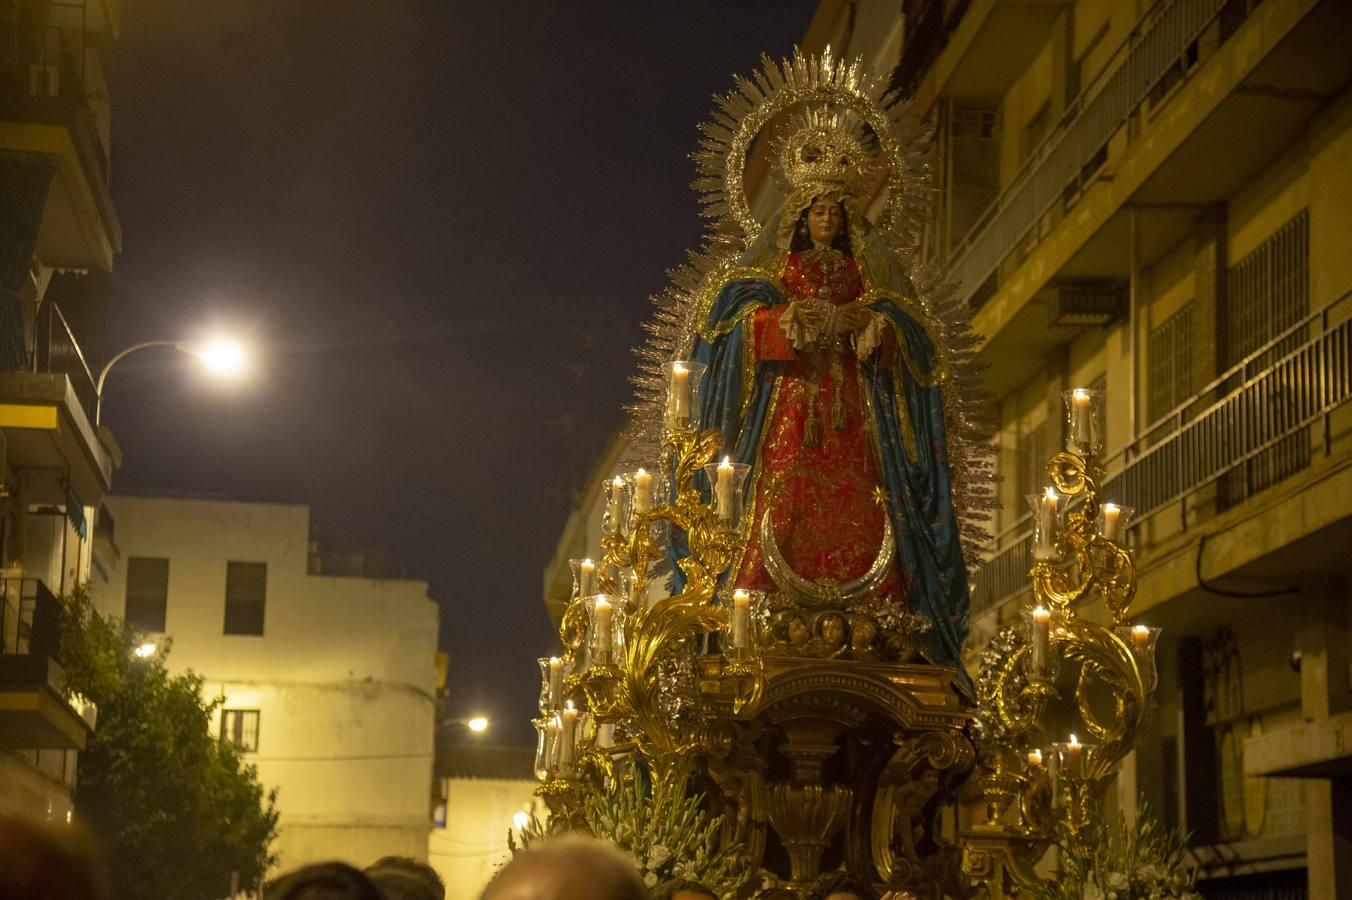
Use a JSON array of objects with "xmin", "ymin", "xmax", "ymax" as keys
[{"xmin": 29, "ymin": 64, "xmax": 60, "ymax": 98}]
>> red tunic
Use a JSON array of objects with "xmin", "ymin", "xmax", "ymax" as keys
[{"xmin": 733, "ymin": 250, "xmax": 905, "ymax": 602}]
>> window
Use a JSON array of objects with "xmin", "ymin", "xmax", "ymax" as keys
[
  {"xmin": 124, "ymin": 557, "xmax": 169, "ymax": 633},
  {"xmin": 1017, "ymin": 419, "xmax": 1053, "ymax": 500},
  {"xmin": 223, "ymin": 562, "xmax": 266, "ymax": 636},
  {"xmin": 220, "ymin": 709, "xmax": 259, "ymax": 752},
  {"xmin": 1147, "ymin": 304, "xmax": 1195, "ymax": 426}
]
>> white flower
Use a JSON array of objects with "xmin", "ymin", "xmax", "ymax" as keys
[
  {"xmin": 1082, "ymin": 884, "xmax": 1105, "ymax": 900},
  {"xmin": 643, "ymin": 871, "xmax": 658, "ymax": 888},
  {"xmin": 1106, "ymin": 871, "xmax": 1129, "ymax": 891},
  {"xmin": 648, "ymin": 843, "xmax": 672, "ymax": 867},
  {"xmin": 1138, "ymin": 863, "xmax": 1164, "ymax": 883}
]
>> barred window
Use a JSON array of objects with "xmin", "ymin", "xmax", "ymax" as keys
[
  {"xmin": 220, "ymin": 709, "xmax": 259, "ymax": 752},
  {"xmin": 124, "ymin": 557, "xmax": 169, "ymax": 633},
  {"xmin": 1148, "ymin": 304, "xmax": 1194, "ymax": 425},
  {"xmin": 223, "ymin": 562, "xmax": 266, "ymax": 636},
  {"xmin": 1017, "ymin": 419, "xmax": 1053, "ymax": 500}
]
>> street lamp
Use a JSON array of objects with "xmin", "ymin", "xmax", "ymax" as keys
[
  {"xmin": 95, "ymin": 337, "xmax": 249, "ymax": 426},
  {"xmin": 133, "ymin": 642, "xmax": 156, "ymax": 658},
  {"xmin": 441, "ymin": 715, "xmax": 490, "ymax": 736}
]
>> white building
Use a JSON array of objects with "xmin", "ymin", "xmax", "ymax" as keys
[{"xmin": 92, "ymin": 494, "xmax": 439, "ymax": 870}]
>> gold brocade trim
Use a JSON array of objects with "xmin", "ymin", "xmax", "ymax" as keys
[
  {"xmin": 696, "ymin": 265, "xmax": 787, "ymax": 341},
  {"xmin": 701, "ymin": 299, "xmax": 763, "ymax": 341},
  {"xmin": 895, "ymin": 376, "xmax": 919, "ymax": 464},
  {"xmin": 729, "ymin": 376, "xmax": 783, "ymax": 584},
  {"xmin": 739, "ymin": 315, "xmax": 757, "ymax": 424}
]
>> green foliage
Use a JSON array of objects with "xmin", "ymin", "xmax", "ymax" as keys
[
  {"xmin": 1035, "ymin": 803, "xmax": 1199, "ymax": 900},
  {"xmin": 506, "ymin": 773, "xmax": 749, "ymax": 898},
  {"xmin": 59, "ymin": 587, "xmax": 278, "ymax": 900},
  {"xmin": 586, "ymin": 774, "xmax": 748, "ymax": 897}
]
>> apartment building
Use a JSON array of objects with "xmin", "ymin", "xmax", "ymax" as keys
[
  {"xmin": 806, "ymin": 0, "xmax": 1351, "ymax": 895},
  {"xmin": 92, "ymin": 494, "xmax": 440, "ymax": 870},
  {"xmin": 0, "ymin": 0, "xmax": 122, "ymax": 821}
]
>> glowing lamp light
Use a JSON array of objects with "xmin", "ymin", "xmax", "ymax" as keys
[
  {"xmin": 196, "ymin": 339, "xmax": 247, "ymax": 376},
  {"xmin": 466, "ymin": 716, "xmax": 489, "ymax": 733},
  {"xmin": 133, "ymin": 642, "xmax": 156, "ymax": 658}
]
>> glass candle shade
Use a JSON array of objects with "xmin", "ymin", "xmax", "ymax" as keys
[
  {"xmin": 1097, "ymin": 502, "xmax": 1136, "ymax": 544},
  {"xmin": 570, "ymin": 558, "xmax": 598, "ymax": 601},
  {"xmin": 1062, "ymin": 388, "xmax": 1106, "ymax": 458},
  {"xmin": 703, "ymin": 458, "xmax": 751, "ymax": 529},
  {"xmin": 1021, "ymin": 605, "xmax": 1055, "ymax": 681},
  {"xmin": 1116, "ymin": 624, "xmax": 1161, "ymax": 691},
  {"xmin": 587, "ymin": 594, "xmax": 622, "ymax": 666},
  {"xmin": 1026, "ymin": 489, "xmax": 1064, "ymax": 562},
  {"xmin": 1053, "ymin": 736, "xmax": 1095, "ymax": 780},
  {"xmin": 538, "ymin": 656, "xmax": 569, "ymax": 713},
  {"xmin": 532, "ymin": 717, "xmax": 553, "ymax": 781},
  {"xmin": 665, "ymin": 360, "xmax": 708, "ymax": 430},
  {"xmin": 721, "ymin": 588, "xmax": 763, "ymax": 662},
  {"xmin": 603, "ymin": 474, "xmax": 631, "ymax": 540},
  {"xmin": 626, "ymin": 467, "xmax": 655, "ymax": 517}
]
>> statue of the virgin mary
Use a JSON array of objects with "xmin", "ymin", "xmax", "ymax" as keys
[{"xmin": 628, "ymin": 51, "xmax": 993, "ymax": 682}]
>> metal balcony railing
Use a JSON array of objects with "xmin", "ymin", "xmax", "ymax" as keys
[
  {"xmin": 971, "ymin": 295, "xmax": 1352, "ymax": 618},
  {"xmin": 34, "ymin": 302, "xmax": 98, "ymax": 425},
  {"xmin": 0, "ymin": 577, "xmax": 60, "ymax": 659},
  {"xmin": 944, "ymin": 0, "xmax": 1235, "ymax": 306}
]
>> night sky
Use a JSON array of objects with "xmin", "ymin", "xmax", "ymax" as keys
[{"xmin": 103, "ymin": 2, "xmax": 818, "ymax": 743}]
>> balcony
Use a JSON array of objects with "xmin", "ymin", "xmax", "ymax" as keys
[
  {"xmin": 0, "ymin": 299, "xmax": 114, "ymax": 506},
  {"xmin": 971, "ymin": 291, "xmax": 1352, "ymax": 620},
  {"xmin": 0, "ymin": 15, "xmax": 122, "ymax": 271},
  {"xmin": 946, "ymin": 0, "xmax": 1352, "ymax": 390},
  {"xmin": 0, "ymin": 576, "xmax": 95, "ymax": 750}
]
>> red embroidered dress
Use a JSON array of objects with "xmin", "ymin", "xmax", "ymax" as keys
[{"xmin": 733, "ymin": 248, "xmax": 905, "ymax": 602}]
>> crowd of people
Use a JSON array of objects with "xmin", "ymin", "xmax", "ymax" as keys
[{"xmin": 0, "ymin": 813, "xmax": 908, "ymax": 900}]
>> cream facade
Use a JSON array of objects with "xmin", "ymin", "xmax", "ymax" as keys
[
  {"xmin": 92, "ymin": 495, "xmax": 439, "ymax": 871},
  {"xmin": 428, "ymin": 747, "xmax": 538, "ymax": 900}
]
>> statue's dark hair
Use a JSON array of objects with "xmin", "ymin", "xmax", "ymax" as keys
[{"xmin": 789, "ymin": 197, "xmax": 853, "ymax": 254}]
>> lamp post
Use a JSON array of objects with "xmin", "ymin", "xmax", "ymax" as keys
[{"xmin": 95, "ymin": 338, "xmax": 247, "ymax": 426}]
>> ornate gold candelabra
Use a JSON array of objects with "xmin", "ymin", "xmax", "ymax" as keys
[
  {"xmin": 963, "ymin": 389, "xmax": 1159, "ymax": 897},
  {"xmin": 532, "ymin": 361, "xmax": 766, "ymax": 825}
]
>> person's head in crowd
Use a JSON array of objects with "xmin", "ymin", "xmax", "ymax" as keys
[
  {"xmin": 478, "ymin": 835, "xmax": 647, "ymax": 900},
  {"xmin": 364, "ymin": 856, "xmax": 445, "ymax": 900},
  {"xmin": 263, "ymin": 862, "xmax": 384, "ymax": 900},
  {"xmin": 805, "ymin": 870, "xmax": 879, "ymax": 900},
  {"xmin": 0, "ymin": 814, "xmax": 108, "ymax": 900},
  {"xmin": 651, "ymin": 877, "xmax": 718, "ymax": 900}
]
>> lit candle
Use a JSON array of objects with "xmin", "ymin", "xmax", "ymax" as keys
[
  {"xmin": 1064, "ymin": 733, "xmax": 1083, "ymax": 778},
  {"xmin": 633, "ymin": 468, "xmax": 651, "ymax": 515},
  {"xmin": 559, "ymin": 703, "xmax": 578, "ymax": 770},
  {"xmin": 716, "ymin": 456, "xmax": 735, "ymax": 522},
  {"xmin": 1026, "ymin": 748, "xmax": 1043, "ymax": 768},
  {"xmin": 579, "ymin": 559, "xmax": 596, "ymax": 598},
  {"xmin": 1071, "ymin": 388, "xmax": 1092, "ymax": 449},
  {"xmin": 1036, "ymin": 487, "xmax": 1059, "ymax": 559},
  {"xmin": 1102, "ymin": 502, "xmax": 1121, "ymax": 542},
  {"xmin": 1031, "ymin": 606, "xmax": 1050, "ymax": 677},
  {"xmin": 1132, "ymin": 624, "xmax": 1150, "ymax": 653},
  {"xmin": 547, "ymin": 656, "xmax": 563, "ymax": 709},
  {"xmin": 668, "ymin": 362, "xmax": 690, "ymax": 423},
  {"xmin": 593, "ymin": 596, "xmax": 613, "ymax": 662},
  {"xmin": 731, "ymin": 589, "xmax": 750, "ymax": 650},
  {"xmin": 608, "ymin": 475, "xmax": 625, "ymax": 536}
]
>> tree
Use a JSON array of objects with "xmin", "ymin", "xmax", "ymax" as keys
[{"xmin": 59, "ymin": 587, "xmax": 278, "ymax": 900}]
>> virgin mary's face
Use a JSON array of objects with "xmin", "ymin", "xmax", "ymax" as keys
[{"xmin": 807, "ymin": 198, "xmax": 842, "ymax": 245}]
